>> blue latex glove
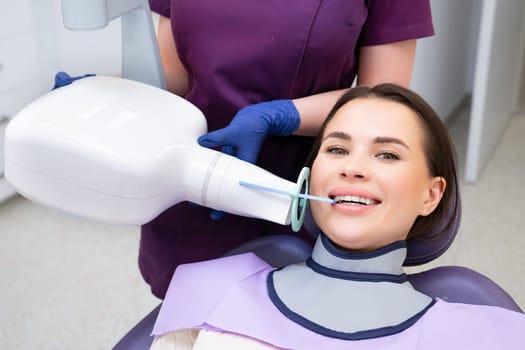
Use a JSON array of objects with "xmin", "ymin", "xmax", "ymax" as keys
[
  {"xmin": 197, "ymin": 99, "xmax": 300, "ymax": 220},
  {"xmin": 53, "ymin": 71, "xmax": 96, "ymax": 90},
  {"xmin": 198, "ymin": 99, "xmax": 300, "ymax": 164}
]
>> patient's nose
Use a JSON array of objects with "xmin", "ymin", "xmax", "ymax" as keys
[{"xmin": 339, "ymin": 156, "xmax": 370, "ymax": 181}]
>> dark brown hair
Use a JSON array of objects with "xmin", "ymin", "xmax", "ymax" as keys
[{"xmin": 305, "ymin": 83, "xmax": 459, "ymax": 242}]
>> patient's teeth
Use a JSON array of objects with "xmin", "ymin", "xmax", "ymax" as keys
[{"xmin": 333, "ymin": 195, "xmax": 376, "ymax": 205}]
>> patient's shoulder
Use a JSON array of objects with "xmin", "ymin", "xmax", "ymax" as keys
[
  {"xmin": 165, "ymin": 252, "xmax": 273, "ymax": 299},
  {"xmin": 174, "ymin": 252, "xmax": 271, "ymax": 279},
  {"xmin": 424, "ymin": 299, "xmax": 525, "ymax": 346},
  {"xmin": 152, "ymin": 253, "xmax": 274, "ymax": 337}
]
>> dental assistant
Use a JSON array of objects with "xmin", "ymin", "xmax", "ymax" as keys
[{"xmin": 141, "ymin": 0, "xmax": 435, "ymax": 299}]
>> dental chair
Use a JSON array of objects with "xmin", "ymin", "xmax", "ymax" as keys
[{"xmin": 112, "ymin": 203, "xmax": 523, "ymax": 350}]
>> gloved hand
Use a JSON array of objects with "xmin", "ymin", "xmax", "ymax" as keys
[
  {"xmin": 52, "ymin": 71, "xmax": 96, "ymax": 90},
  {"xmin": 197, "ymin": 99, "xmax": 300, "ymax": 164},
  {"xmin": 197, "ymin": 99, "xmax": 300, "ymax": 220}
]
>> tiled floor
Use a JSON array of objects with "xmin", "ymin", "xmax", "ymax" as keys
[{"xmin": 0, "ymin": 108, "xmax": 524, "ymax": 350}]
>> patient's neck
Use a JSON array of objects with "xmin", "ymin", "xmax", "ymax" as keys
[{"xmin": 310, "ymin": 233, "xmax": 407, "ymax": 276}]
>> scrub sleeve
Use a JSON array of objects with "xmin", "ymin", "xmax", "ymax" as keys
[{"xmin": 142, "ymin": 0, "xmax": 434, "ymax": 299}]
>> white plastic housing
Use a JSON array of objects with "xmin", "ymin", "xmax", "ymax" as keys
[{"xmin": 4, "ymin": 76, "xmax": 295, "ymax": 225}]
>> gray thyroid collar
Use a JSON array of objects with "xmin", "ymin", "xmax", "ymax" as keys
[{"xmin": 267, "ymin": 234, "xmax": 434, "ymax": 340}]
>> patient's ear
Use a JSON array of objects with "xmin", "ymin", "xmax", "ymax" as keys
[{"xmin": 420, "ymin": 177, "xmax": 446, "ymax": 216}]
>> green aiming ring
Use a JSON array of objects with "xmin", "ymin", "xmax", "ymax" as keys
[{"xmin": 291, "ymin": 167, "xmax": 310, "ymax": 232}]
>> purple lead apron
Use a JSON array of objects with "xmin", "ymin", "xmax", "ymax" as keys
[{"xmin": 141, "ymin": 0, "xmax": 434, "ymax": 298}]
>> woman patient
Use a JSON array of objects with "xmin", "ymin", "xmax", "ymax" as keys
[{"xmin": 149, "ymin": 84, "xmax": 525, "ymax": 349}]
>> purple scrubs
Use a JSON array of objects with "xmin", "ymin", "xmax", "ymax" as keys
[{"xmin": 142, "ymin": 0, "xmax": 434, "ymax": 298}]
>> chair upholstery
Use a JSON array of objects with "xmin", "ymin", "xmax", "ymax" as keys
[
  {"xmin": 404, "ymin": 189, "xmax": 462, "ymax": 266},
  {"xmin": 112, "ymin": 234, "xmax": 522, "ymax": 349},
  {"xmin": 408, "ymin": 265, "xmax": 522, "ymax": 313}
]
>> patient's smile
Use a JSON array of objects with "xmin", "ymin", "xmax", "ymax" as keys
[{"xmin": 331, "ymin": 195, "xmax": 379, "ymax": 206}]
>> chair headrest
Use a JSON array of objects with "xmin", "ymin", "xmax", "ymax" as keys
[{"xmin": 404, "ymin": 192, "xmax": 461, "ymax": 266}]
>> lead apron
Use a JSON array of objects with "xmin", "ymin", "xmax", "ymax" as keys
[{"xmin": 268, "ymin": 234, "xmax": 434, "ymax": 339}]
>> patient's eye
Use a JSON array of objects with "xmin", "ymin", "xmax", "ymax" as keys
[
  {"xmin": 326, "ymin": 146, "xmax": 348, "ymax": 156},
  {"xmin": 377, "ymin": 152, "xmax": 400, "ymax": 160}
]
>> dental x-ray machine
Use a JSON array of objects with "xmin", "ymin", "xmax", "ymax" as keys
[
  {"xmin": 4, "ymin": 76, "xmax": 318, "ymax": 230},
  {"xmin": 3, "ymin": 0, "xmax": 328, "ymax": 231}
]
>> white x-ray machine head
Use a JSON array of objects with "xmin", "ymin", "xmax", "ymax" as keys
[{"xmin": 4, "ymin": 77, "xmax": 301, "ymax": 226}]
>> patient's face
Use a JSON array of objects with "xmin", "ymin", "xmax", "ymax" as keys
[{"xmin": 309, "ymin": 97, "xmax": 441, "ymax": 252}]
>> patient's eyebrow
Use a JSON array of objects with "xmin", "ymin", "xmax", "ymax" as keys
[
  {"xmin": 374, "ymin": 136, "xmax": 410, "ymax": 150},
  {"xmin": 323, "ymin": 132, "xmax": 410, "ymax": 150},
  {"xmin": 322, "ymin": 131, "xmax": 351, "ymax": 141}
]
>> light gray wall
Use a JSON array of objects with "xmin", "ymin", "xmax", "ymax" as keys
[
  {"xmin": 35, "ymin": 0, "xmax": 122, "ymax": 84},
  {"xmin": 520, "ymin": 54, "xmax": 525, "ymax": 109},
  {"xmin": 465, "ymin": 0, "xmax": 525, "ymax": 182},
  {"xmin": 410, "ymin": 0, "xmax": 481, "ymax": 121}
]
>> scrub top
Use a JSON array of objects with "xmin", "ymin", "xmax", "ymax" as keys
[{"xmin": 141, "ymin": 0, "xmax": 434, "ymax": 299}]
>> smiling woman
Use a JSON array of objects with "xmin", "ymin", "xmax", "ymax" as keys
[
  {"xmin": 306, "ymin": 84, "xmax": 453, "ymax": 252},
  {"xmin": 148, "ymin": 84, "xmax": 524, "ymax": 350}
]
